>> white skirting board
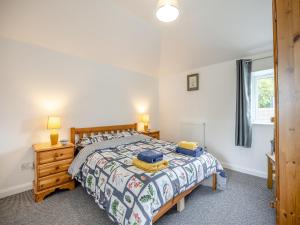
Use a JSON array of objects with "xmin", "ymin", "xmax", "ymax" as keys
[
  {"xmin": 0, "ymin": 182, "xmax": 32, "ymax": 199},
  {"xmin": 221, "ymin": 161, "xmax": 267, "ymax": 178}
]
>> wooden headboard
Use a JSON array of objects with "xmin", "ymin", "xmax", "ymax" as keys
[{"xmin": 70, "ymin": 123, "xmax": 138, "ymax": 144}]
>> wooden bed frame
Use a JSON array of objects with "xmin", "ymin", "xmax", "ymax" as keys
[{"xmin": 70, "ymin": 123, "xmax": 217, "ymax": 223}]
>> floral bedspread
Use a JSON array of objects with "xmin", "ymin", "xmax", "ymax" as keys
[{"xmin": 74, "ymin": 137, "xmax": 225, "ymax": 225}]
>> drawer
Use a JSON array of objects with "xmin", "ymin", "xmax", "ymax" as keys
[
  {"xmin": 38, "ymin": 159, "xmax": 73, "ymax": 178},
  {"xmin": 38, "ymin": 171, "xmax": 71, "ymax": 191},
  {"xmin": 38, "ymin": 147, "xmax": 74, "ymax": 164},
  {"xmin": 150, "ymin": 132, "xmax": 160, "ymax": 139},
  {"xmin": 154, "ymin": 134, "xmax": 160, "ymax": 139}
]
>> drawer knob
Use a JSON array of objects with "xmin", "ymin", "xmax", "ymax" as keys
[
  {"xmin": 54, "ymin": 153, "xmax": 59, "ymax": 157},
  {"xmin": 56, "ymin": 178, "xmax": 60, "ymax": 182},
  {"xmin": 55, "ymin": 166, "xmax": 59, "ymax": 170}
]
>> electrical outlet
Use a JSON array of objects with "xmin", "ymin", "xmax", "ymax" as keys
[{"xmin": 21, "ymin": 162, "xmax": 34, "ymax": 170}]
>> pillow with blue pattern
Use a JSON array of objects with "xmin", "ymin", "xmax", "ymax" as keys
[{"xmin": 76, "ymin": 130, "xmax": 139, "ymax": 148}]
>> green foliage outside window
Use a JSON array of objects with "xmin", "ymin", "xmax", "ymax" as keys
[{"xmin": 257, "ymin": 77, "xmax": 274, "ymax": 108}]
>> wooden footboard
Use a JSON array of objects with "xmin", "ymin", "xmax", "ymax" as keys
[{"xmin": 153, "ymin": 173, "xmax": 217, "ymax": 223}]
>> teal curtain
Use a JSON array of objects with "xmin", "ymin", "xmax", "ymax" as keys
[{"xmin": 235, "ymin": 59, "xmax": 252, "ymax": 148}]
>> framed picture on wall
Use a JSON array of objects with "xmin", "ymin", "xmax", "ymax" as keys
[{"xmin": 187, "ymin": 73, "xmax": 199, "ymax": 91}]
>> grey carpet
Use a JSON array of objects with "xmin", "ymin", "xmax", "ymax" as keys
[{"xmin": 0, "ymin": 170, "xmax": 275, "ymax": 225}]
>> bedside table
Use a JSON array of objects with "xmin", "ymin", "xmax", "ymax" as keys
[
  {"xmin": 141, "ymin": 130, "xmax": 160, "ymax": 139},
  {"xmin": 32, "ymin": 143, "xmax": 75, "ymax": 202}
]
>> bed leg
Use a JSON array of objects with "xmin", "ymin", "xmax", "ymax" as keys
[
  {"xmin": 177, "ymin": 197, "xmax": 185, "ymax": 212},
  {"xmin": 212, "ymin": 173, "xmax": 217, "ymax": 191}
]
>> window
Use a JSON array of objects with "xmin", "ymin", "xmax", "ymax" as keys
[{"xmin": 251, "ymin": 69, "xmax": 275, "ymax": 124}]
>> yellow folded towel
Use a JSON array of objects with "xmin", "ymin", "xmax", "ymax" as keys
[
  {"xmin": 178, "ymin": 141, "xmax": 198, "ymax": 150},
  {"xmin": 132, "ymin": 158, "xmax": 168, "ymax": 172}
]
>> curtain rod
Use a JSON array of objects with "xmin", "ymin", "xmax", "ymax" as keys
[{"xmin": 245, "ymin": 55, "xmax": 273, "ymax": 62}]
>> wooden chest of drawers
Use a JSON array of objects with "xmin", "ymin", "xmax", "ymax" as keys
[
  {"xmin": 32, "ymin": 143, "xmax": 75, "ymax": 202},
  {"xmin": 141, "ymin": 130, "xmax": 160, "ymax": 139}
]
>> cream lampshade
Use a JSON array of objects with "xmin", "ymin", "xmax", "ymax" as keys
[
  {"xmin": 156, "ymin": 0, "xmax": 179, "ymax": 23},
  {"xmin": 141, "ymin": 114, "xmax": 150, "ymax": 131},
  {"xmin": 47, "ymin": 116, "xmax": 61, "ymax": 145}
]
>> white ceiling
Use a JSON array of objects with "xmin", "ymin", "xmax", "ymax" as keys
[
  {"xmin": 115, "ymin": 0, "xmax": 273, "ymax": 75},
  {"xmin": 0, "ymin": 0, "xmax": 162, "ymax": 76},
  {"xmin": 115, "ymin": 0, "xmax": 163, "ymax": 25},
  {"xmin": 0, "ymin": 0, "xmax": 273, "ymax": 76}
]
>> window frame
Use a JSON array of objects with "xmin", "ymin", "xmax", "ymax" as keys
[{"xmin": 251, "ymin": 69, "xmax": 275, "ymax": 125}]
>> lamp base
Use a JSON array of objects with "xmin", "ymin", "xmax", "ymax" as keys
[
  {"xmin": 50, "ymin": 133, "xmax": 59, "ymax": 145},
  {"xmin": 144, "ymin": 124, "xmax": 149, "ymax": 132}
]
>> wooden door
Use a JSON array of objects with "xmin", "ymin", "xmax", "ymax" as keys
[{"xmin": 272, "ymin": 0, "xmax": 300, "ymax": 224}]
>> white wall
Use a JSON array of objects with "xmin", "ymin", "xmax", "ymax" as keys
[
  {"xmin": 0, "ymin": 37, "xmax": 159, "ymax": 197},
  {"xmin": 159, "ymin": 56, "xmax": 274, "ymax": 178}
]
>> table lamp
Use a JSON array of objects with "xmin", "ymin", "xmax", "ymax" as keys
[
  {"xmin": 141, "ymin": 114, "xmax": 150, "ymax": 131},
  {"xmin": 47, "ymin": 116, "xmax": 61, "ymax": 145}
]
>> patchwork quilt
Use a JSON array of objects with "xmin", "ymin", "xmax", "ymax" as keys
[{"xmin": 69, "ymin": 135, "xmax": 226, "ymax": 225}]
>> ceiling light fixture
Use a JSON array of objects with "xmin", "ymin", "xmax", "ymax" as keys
[{"xmin": 156, "ymin": 0, "xmax": 179, "ymax": 23}]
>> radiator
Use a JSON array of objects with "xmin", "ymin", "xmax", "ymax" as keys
[{"xmin": 179, "ymin": 122, "xmax": 207, "ymax": 150}]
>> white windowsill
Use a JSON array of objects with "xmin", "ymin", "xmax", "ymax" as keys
[{"xmin": 252, "ymin": 122, "xmax": 274, "ymax": 126}]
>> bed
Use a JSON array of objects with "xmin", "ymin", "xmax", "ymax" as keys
[{"xmin": 68, "ymin": 123, "xmax": 226, "ymax": 225}]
